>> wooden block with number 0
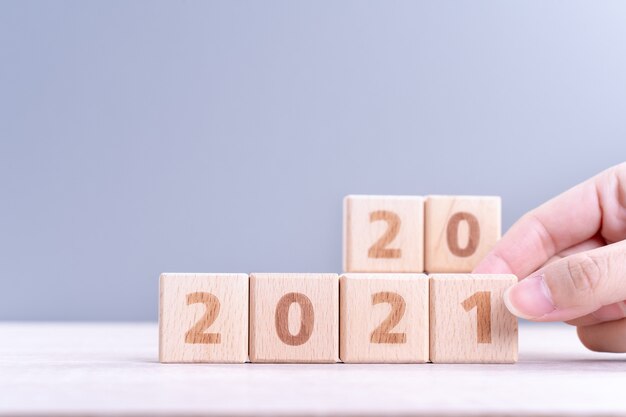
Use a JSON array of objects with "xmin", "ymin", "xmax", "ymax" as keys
[
  {"xmin": 159, "ymin": 273, "xmax": 248, "ymax": 363},
  {"xmin": 429, "ymin": 274, "xmax": 518, "ymax": 363},
  {"xmin": 249, "ymin": 273, "xmax": 339, "ymax": 363},
  {"xmin": 340, "ymin": 273, "xmax": 429, "ymax": 363},
  {"xmin": 343, "ymin": 195, "xmax": 424, "ymax": 273},
  {"xmin": 424, "ymin": 196, "xmax": 501, "ymax": 273}
]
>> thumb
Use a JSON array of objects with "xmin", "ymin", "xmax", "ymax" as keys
[{"xmin": 504, "ymin": 240, "xmax": 626, "ymax": 322}]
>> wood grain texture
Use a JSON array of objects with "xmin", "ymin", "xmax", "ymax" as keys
[
  {"xmin": 249, "ymin": 273, "xmax": 339, "ymax": 363},
  {"xmin": 429, "ymin": 274, "xmax": 518, "ymax": 364},
  {"xmin": 159, "ymin": 273, "xmax": 248, "ymax": 363},
  {"xmin": 424, "ymin": 195, "xmax": 501, "ymax": 273},
  {"xmin": 343, "ymin": 195, "xmax": 424, "ymax": 273},
  {"xmin": 340, "ymin": 273, "xmax": 429, "ymax": 363}
]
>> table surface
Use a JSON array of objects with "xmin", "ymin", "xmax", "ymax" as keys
[{"xmin": 1, "ymin": 322, "xmax": 625, "ymax": 416}]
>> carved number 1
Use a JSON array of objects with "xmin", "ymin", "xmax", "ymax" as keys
[{"xmin": 461, "ymin": 291, "xmax": 492, "ymax": 344}]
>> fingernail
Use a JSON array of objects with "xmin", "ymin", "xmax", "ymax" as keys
[{"xmin": 503, "ymin": 275, "xmax": 555, "ymax": 320}]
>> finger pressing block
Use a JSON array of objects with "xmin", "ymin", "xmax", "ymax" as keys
[
  {"xmin": 429, "ymin": 274, "xmax": 518, "ymax": 364},
  {"xmin": 159, "ymin": 273, "xmax": 249, "ymax": 363},
  {"xmin": 249, "ymin": 273, "xmax": 339, "ymax": 363},
  {"xmin": 340, "ymin": 273, "xmax": 429, "ymax": 363}
]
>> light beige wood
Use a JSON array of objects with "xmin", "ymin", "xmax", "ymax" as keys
[
  {"xmin": 6, "ymin": 323, "xmax": 626, "ymax": 416},
  {"xmin": 339, "ymin": 273, "xmax": 429, "ymax": 363},
  {"xmin": 249, "ymin": 273, "xmax": 339, "ymax": 363},
  {"xmin": 424, "ymin": 195, "xmax": 501, "ymax": 273},
  {"xmin": 159, "ymin": 273, "xmax": 248, "ymax": 363},
  {"xmin": 429, "ymin": 274, "xmax": 518, "ymax": 363},
  {"xmin": 343, "ymin": 195, "xmax": 424, "ymax": 273}
]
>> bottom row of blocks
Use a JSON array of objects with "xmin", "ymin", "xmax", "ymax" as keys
[{"xmin": 159, "ymin": 273, "xmax": 518, "ymax": 364}]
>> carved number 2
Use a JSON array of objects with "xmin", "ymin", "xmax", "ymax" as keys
[
  {"xmin": 461, "ymin": 291, "xmax": 492, "ymax": 344},
  {"xmin": 370, "ymin": 292, "xmax": 407, "ymax": 344},
  {"xmin": 368, "ymin": 211, "xmax": 402, "ymax": 259},
  {"xmin": 185, "ymin": 292, "xmax": 222, "ymax": 344}
]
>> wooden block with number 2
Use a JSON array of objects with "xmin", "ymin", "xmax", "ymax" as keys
[
  {"xmin": 159, "ymin": 273, "xmax": 249, "ymax": 363},
  {"xmin": 340, "ymin": 273, "xmax": 429, "ymax": 363},
  {"xmin": 429, "ymin": 274, "xmax": 518, "ymax": 363},
  {"xmin": 343, "ymin": 195, "xmax": 424, "ymax": 273}
]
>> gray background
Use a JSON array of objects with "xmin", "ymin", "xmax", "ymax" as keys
[{"xmin": 1, "ymin": 1, "xmax": 625, "ymax": 321}]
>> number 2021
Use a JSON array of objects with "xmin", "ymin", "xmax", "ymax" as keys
[{"xmin": 184, "ymin": 290, "xmax": 492, "ymax": 346}]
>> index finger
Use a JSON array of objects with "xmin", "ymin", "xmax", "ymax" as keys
[{"xmin": 473, "ymin": 163, "xmax": 626, "ymax": 278}]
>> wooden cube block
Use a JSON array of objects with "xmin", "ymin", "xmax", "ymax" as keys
[
  {"xmin": 339, "ymin": 273, "xmax": 429, "ymax": 363},
  {"xmin": 343, "ymin": 195, "xmax": 424, "ymax": 273},
  {"xmin": 425, "ymin": 196, "xmax": 501, "ymax": 273},
  {"xmin": 429, "ymin": 274, "xmax": 518, "ymax": 363},
  {"xmin": 249, "ymin": 273, "xmax": 339, "ymax": 363},
  {"xmin": 159, "ymin": 273, "xmax": 249, "ymax": 363}
]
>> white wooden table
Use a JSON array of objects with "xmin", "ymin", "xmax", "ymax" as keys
[{"xmin": 1, "ymin": 322, "xmax": 625, "ymax": 416}]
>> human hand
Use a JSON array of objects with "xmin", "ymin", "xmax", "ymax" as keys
[{"xmin": 473, "ymin": 163, "xmax": 626, "ymax": 353}]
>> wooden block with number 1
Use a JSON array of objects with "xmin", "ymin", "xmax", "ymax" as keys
[
  {"xmin": 340, "ymin": 273, "xmax": 429, "ymax": 363},
  {"xmin": 159, "ymin": 273, "xmax": 249, "ymax": 363},
  {"xmin": 425, "ymin": 195, "xmax": 500, "ymax": 273},
  {"xmin": 249, "ymin": 273, "xmax": 339, "ymax": 363},
  {"xmin": 429, "ymin": 274, "xmax": 518, "ymax": 363},
  {"xmin": 343, "ymin": 195, "xmax": 424, "ymax": 273}
]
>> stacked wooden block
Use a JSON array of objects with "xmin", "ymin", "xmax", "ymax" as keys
[{"xmin": 160, "ymin": 195, "xmax": 518, "ymax": 364}]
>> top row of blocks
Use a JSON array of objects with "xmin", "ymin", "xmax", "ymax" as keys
[{"xmin": 343, "ymin": 195, "xmax": 500, "ymax": 273}]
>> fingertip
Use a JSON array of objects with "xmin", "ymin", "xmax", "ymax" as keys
[
  {"xmin": 577, "ymin": 326, "xmax": 604, "ymax": 352},
  {"xmin": 577, "ymin": 321, "xmax": 626, "ymax": 353},
  {"xmin": 503, "ymin": 276, "xmax": 555, "ymax": 320},
  {"xmin": 503, "ymin": 286, "xmax": 525, "ymax": 319}
]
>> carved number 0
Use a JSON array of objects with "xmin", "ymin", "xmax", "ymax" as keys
[
  {"xmin": 461, "ymin": 291, "xmax": 492, "ymax": 344},
  {"xmin": 446, "ymin": 212, "xmax": 480, "ymax": 257},
  {"xmin": 368, "ymin": 210, "xmax": 402, "ymax": 259},
  {"xmin": 370, "ymin": 292, "xmax": 407, "ymax": 344},
  {"xmin": 185, "ymin": 292, "xmax": 222, "ymax": 344},
  {"xmin": 275, "ymin": 292, "xmax": 315, "ymax": 346}
]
